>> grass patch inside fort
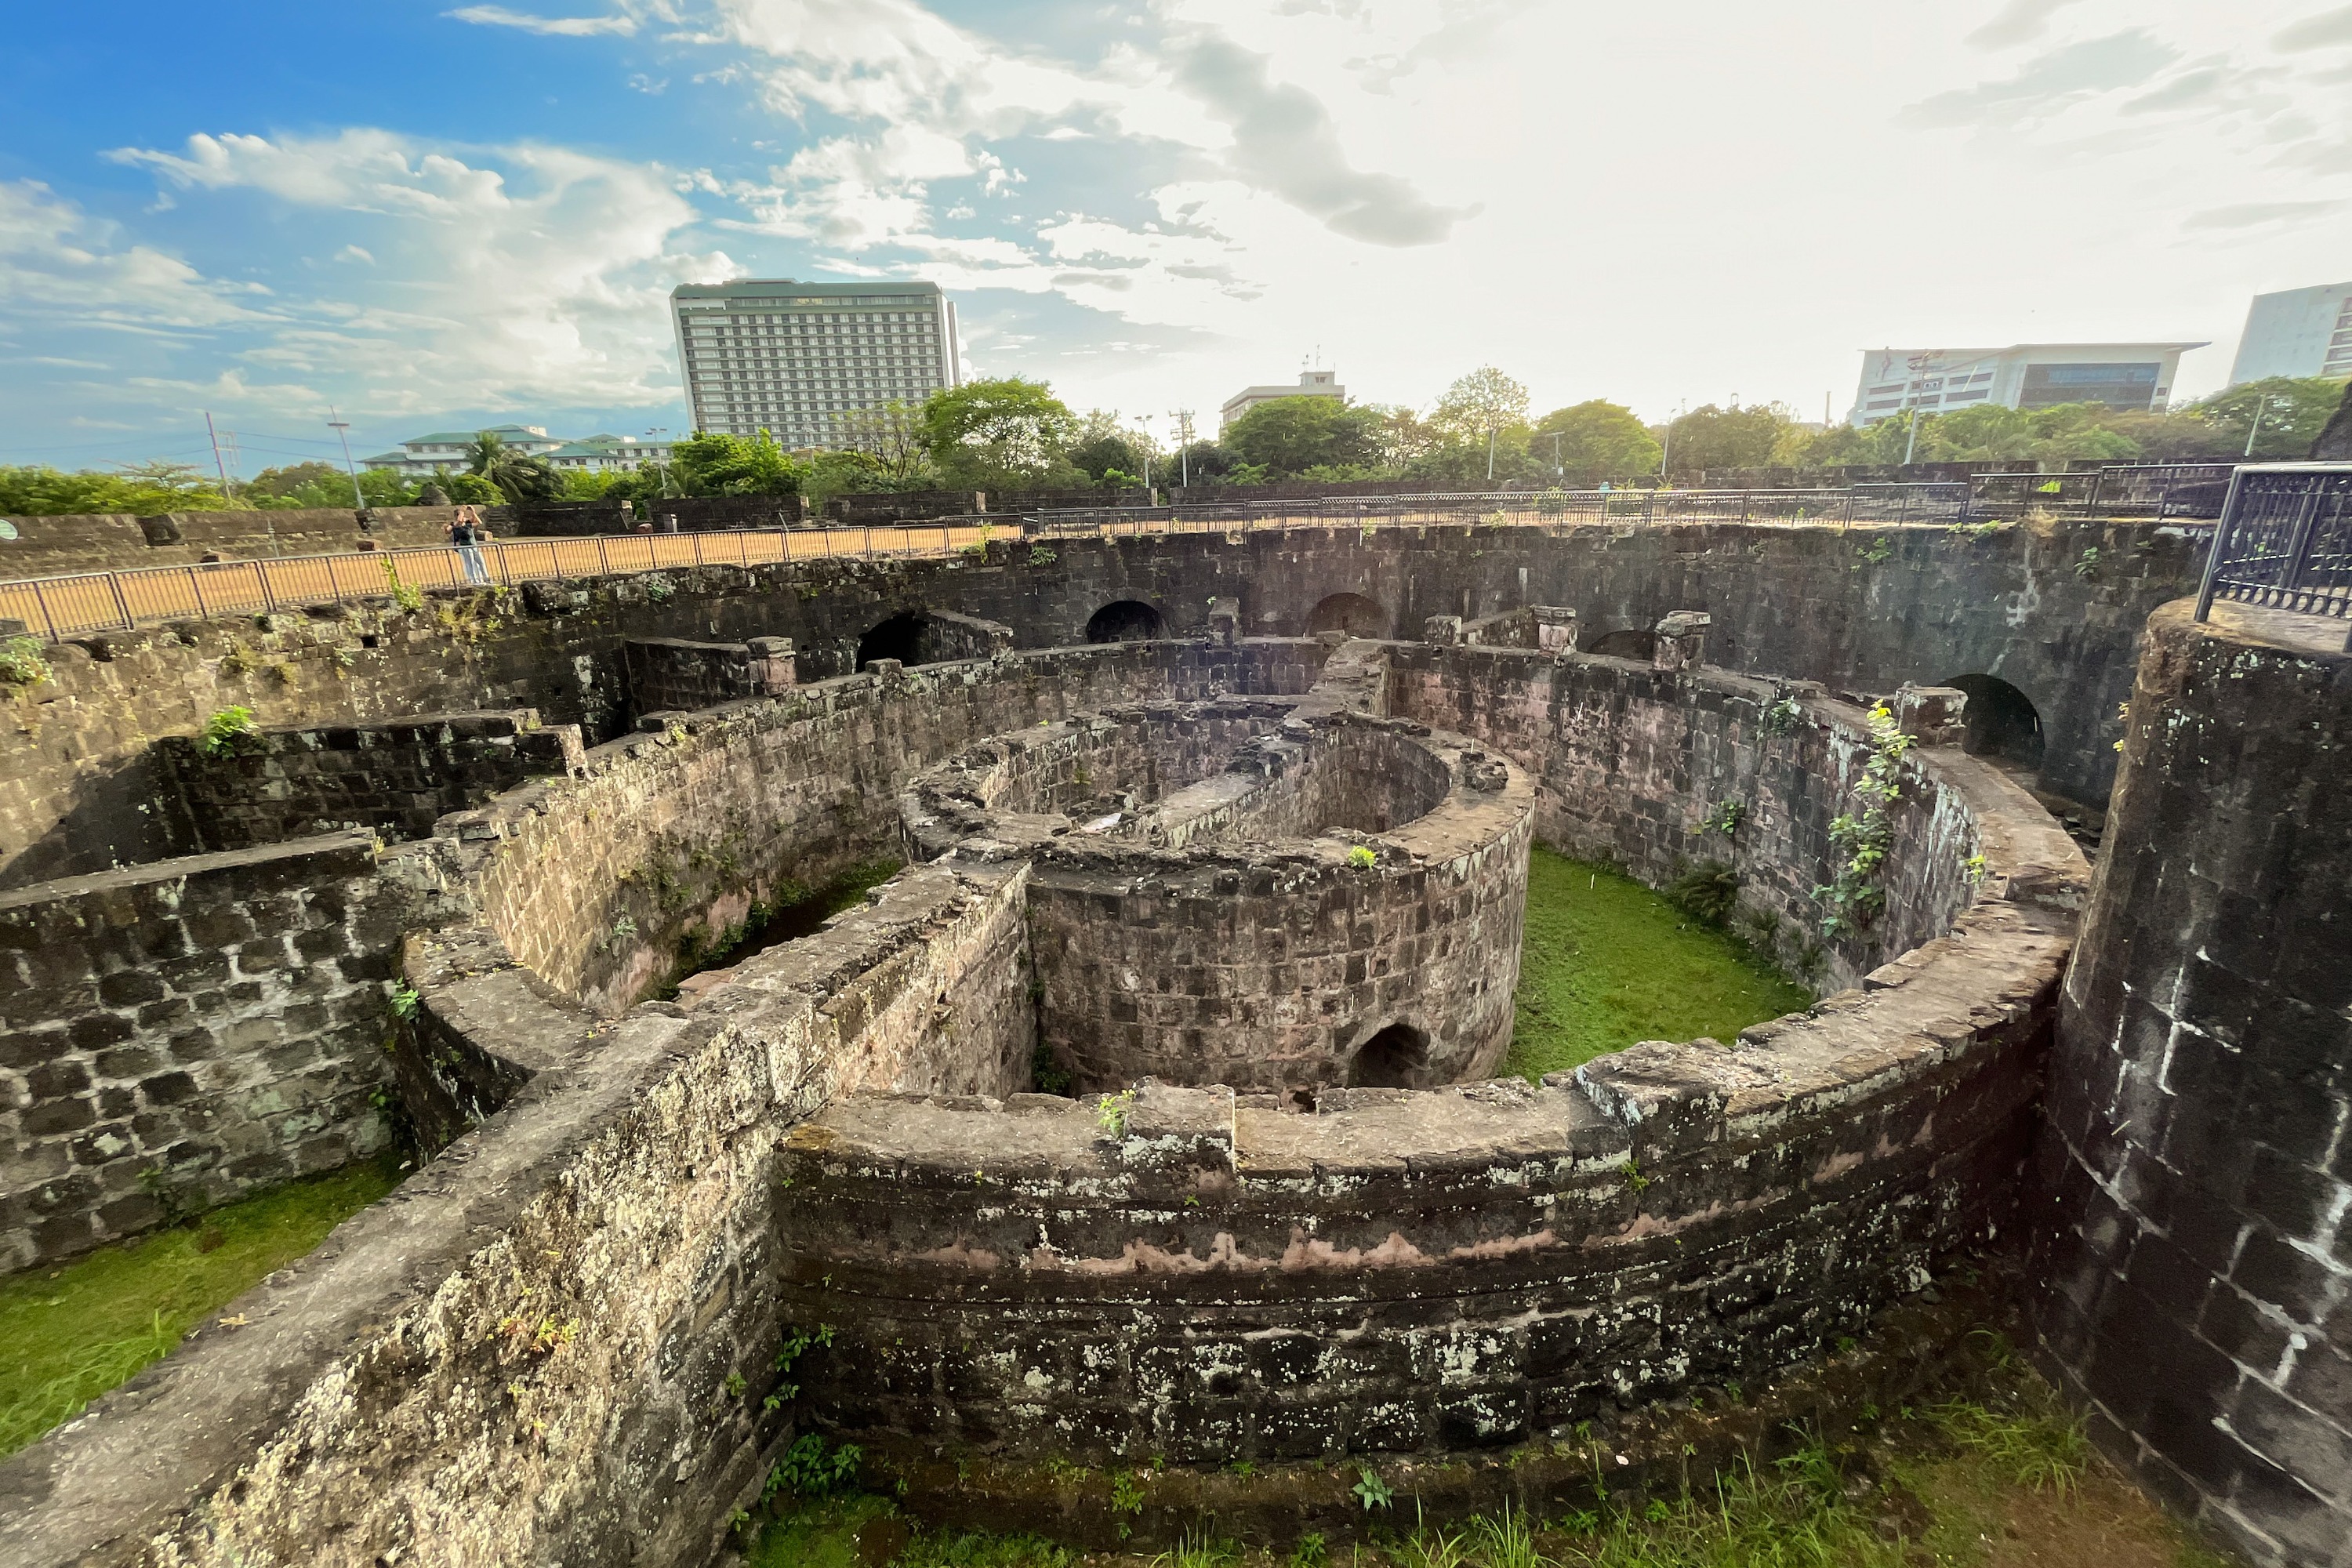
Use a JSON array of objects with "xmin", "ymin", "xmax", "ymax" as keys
[
  {"xmin": 0, "ymin": 1157, "xmax": 401, "ymax": 1457},
  {"xmin": 1508, "ymin": 847, "xmax": 1813, "ymax": 1081}
]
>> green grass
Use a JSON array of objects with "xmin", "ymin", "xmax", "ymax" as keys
[
  {"xmin": 1508, "ymin": 848, "xmax": 1814, "ymax": 1082},
  {"xmin": 0, "ymin": 1157, "xmax": 401, "ymax": 1457}
]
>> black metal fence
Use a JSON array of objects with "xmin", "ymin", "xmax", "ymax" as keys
[{"xmin": 2194, "ymin": 464, "xmax": 2352, "ymax": 646}]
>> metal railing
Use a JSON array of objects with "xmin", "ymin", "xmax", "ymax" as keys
[
  {"xmin": 2194, "ymin": 464, "xmax": 2352, "ymax": 647},
  {"xmin": 0, "ymin": 523, "xmax": 991, "ymax": 642},
  {"xmin": 1022, "ymin": 482, "xmax": 1975, "ymax": 535},
  {"xmin": 1970, "ymin": 463, "xmax": 2234, "ymax": 521},
  {"xmin": 0, "ymin": 472, "xmax": 2246, "ymax": 643}
]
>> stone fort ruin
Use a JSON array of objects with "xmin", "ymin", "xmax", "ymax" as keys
[{"xmin": 0, "ymin": 507, "xmax": 2344, "ymax": 1566}]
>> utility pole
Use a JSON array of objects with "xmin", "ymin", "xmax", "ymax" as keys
[
  {"xmin": 327, "ymin": 408, "xmax": 364, "ymax": 507},
  {"xmin": 2244, "ymin": 394, "xmax": 2272, "ymax": 458},
  {"xmin": 1134, "ymin": 413, "xmax": 1155, "ymax": 493},
  {"xmin": 205, "ymin": 412, "xmax": 237, "ymax": 505},
  {"xmin": 1169, "ymin": 409, "xmax": 1195, "ymax": 488},
  {"xmin": 1903, "ymin": 405, "xmax": 1923, "ymax": 466}
]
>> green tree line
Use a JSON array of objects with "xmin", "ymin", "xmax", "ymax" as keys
[{"xmin": 8, "ymin": 372, "xmax": 2345, "ymax": 517}]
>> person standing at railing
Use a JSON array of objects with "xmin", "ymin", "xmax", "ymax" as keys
[{"xmin": 447, "ymin": 506, "xmax": 492, "ymax": 586}]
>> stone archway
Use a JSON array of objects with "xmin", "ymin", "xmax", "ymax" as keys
[
  {"xmin": 1307, "ymin": 592, "xmax": 1387, "ymax": 637},
  {"xmin": 857, "ymin": 612, "xmax": 926, "ymax": 670},
  {"xmin": 1585, "ymin": 626, "xmax": 1657, "ymax": 661},
  {"xmin": 1346, "ymin": 1022, "xmax": 1429, "ymax": 1088},
  {"xmin": 1940, "ymin": 673, "xmax": 2044, "ymax": 768},
  {"xmin": 1085, "ymin": 601, "xmax": 1166, "ymax": 643}
]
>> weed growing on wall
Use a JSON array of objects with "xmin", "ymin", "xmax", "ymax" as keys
[
  {"xmin": 1096, "ymin": 1089, "xmax": 1137, "ymax": 1137},
  {"xmin": 380, "ymin": 557, "xmax": 423, "ymax": 613},
  {"xmin": 1816, "ymin": 704, "xmax": 1913, "ymax": 939},
  {"xmin": 1664, "ymin": 861, "xmax": 1739, "ymax": 925},
  {"xmin": 1699, "ymin": 799, "xmax": 1745, "ymax": 837},
  {"xmin": 199, "ymin": 706, "xmax": 259, "ymax": 757},
  {"xmin": 0, "ymin": 635, "xmax": 53, "ymax": 686},
  {"xmin": 1757, "ymin": 691, "xmax": 1804, "ymax": 737}
]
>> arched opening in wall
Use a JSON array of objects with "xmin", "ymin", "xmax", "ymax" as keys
[
  {"xmin": 1586, "ymin": 627, "xmax": 1657, "ymax": 661},
  {"xmin": 1086, "ymin": 601, "xmax": 1166, "ymax": 643},
  {"xmin": 857, "ymin": 612, "xmax": 927, "ymax": 670},
  {"xmin": 1940, "ymin": 674, "xmax": 2045, "ymax": 770},
  {"xmin": 1347, "ymin": 1022, "xmax": 1428, "ymax": 1088},
  {"xmin": 1307, "ymin": 593, "xmax": 1387, "ymax": 637}
]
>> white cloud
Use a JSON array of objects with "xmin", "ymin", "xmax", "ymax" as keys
[
  {"xmin": 445, "ymin": 5, "xmax": 638, "ymax": 36},
  {"xmin": 0, "ymin": 180, "xmax": 274, "ymax": 335},
  {"xmin": 96, "ymin": 132, "xmax": 736, "ymax": 420}
]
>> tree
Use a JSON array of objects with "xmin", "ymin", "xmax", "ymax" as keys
[
  {"xmin": 1067, "ymin": 411, "xmax": 1160, "ymax": 487},
  {"xmin": 830, "ymin": 400, "xmax": 935, "ymax": 486},
  {"xmin": 0, "ymin": 463, "xmax": 228, "ymax": 517},
  {"xmin": 1221, "ymin": 397, "xmax": 1384, "ymax": 476},
  {"xmin": 2313, "ymin": 379, "xmax": 2352, "ymax": 459},
  {"xmin": 2182, "ymin": 376, "xmax": 2347, "ymax": 459},
  {"xmin": 462, "ymin": 431, "xmax": 560, "ymax": 504},
  {"xmin": 1661, "ymin": 403, "xmax": 1800, "ymax": 479},
  {"xmin": 1530, "ymin": 401, "xmax": 1661, "ymax": 484},
  {"xmin": 1431, "ymin": 367, "xmax": 1531, "ymax": 481},
  {"xmin": 917, "ymin": 378, "xmax": 1083, "ymax": 490},
  {"xmin": 670, "ymin": 430, "xmax": 807, "ymax": 497}
]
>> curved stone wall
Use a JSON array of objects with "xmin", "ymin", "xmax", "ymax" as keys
[
  {"xmin": 2, "ymin": 515, "xmax": 2201, "ymax": 890},
  {"xmin": 2033, "ymin": 600, "xmax": 2352, "ymax": 1568},
  {"xmin": 904, "ymin": 693, "xmax": 1532, "ymax": 1091},
  {"xmin": 0, "ymin": 593, "xmax": 2103, "ymax": 1566},
  {"xmin": 771, "ymin": 668, "xmax": 2089, "ymax": 1483}
]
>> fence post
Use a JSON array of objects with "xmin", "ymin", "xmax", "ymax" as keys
[
  {"xmin": 597, "ymin": 536, "xmax": 612, "ymax": 577},
  {"xmin": 187, "ymin": 566, "xmax": 207, "ymax": 618},
  {"xmin": 2277, "ymin": 488, "xmax": 2325, "ymax": 605},
  {"xmin": 108, "ymin": 572, "xmax": 133, "ymax": 632},
  {"xmin": 30, "ymin": 579, "xmax": 59, "ymax": 641},
  {"xmin": 2191, "ymin": 467, "xmax": 2249, "ymax": 622},
  {"xmin": 256, "ymin": 561, "xmax": 278, "ymax": 615}
]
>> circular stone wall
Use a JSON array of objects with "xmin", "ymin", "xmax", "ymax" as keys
[
  {"xmin": 778, "ymin": 665, "xmax": 2090, "ymax": 1497},
  {"xmin": 900, "ymin": 696, "xmax": 1534, "ymax": 1092}
]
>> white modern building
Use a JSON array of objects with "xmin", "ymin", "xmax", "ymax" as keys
[
  {"xmin": 361, "ymin": 426, "xmax": 673, "ymax": 476},
  {"xmin": 1846, "ymin": 343, "xmax": 2206, "ymax": 427},
  {"xmin": 1220, "ymin": 369, "xmax": 1346, "ymax": 431},
  {"xmin": 670, "ymin": 278, "xmax": 961, "ymax": 446},
  {"xmin": 2229, "ymin": 283, "xmax": 2352, "ymax": 384}
]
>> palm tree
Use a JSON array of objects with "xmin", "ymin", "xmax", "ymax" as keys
[{"xmin": 462, "ymin": 431, "xmax": 558, "ymax": 503}]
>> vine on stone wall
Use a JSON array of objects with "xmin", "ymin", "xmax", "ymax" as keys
[{"xmin": 1815, "ymin": 703, "xmax": 1913, "ymax": 938}]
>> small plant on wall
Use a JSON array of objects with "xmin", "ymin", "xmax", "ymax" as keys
[
  {"xmin": 199, "ymin": 706, "xmax": 259, "ymax": 757},
  {"xmin": 1815, "ymin": 703, "xmax": 1913, "ymax": 938}
]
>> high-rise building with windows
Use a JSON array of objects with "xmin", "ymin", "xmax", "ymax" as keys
[
  {"xmin": 1846, "ymin": 342, "xmax": 2205, "ymax": 427},
  {"xmin": 2228, "ymin": 282, "xmax": 2352, "ymax": 384},
  {"xmin": 670, "ymin": 279, "xmax": 962, "ymax": 446}
]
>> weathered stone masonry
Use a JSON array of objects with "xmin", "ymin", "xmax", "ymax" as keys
[
  {"xmin": 2034, "ymin": 600, "xmax": 2352, "ymax": 1568},
  {"xmin": 0, "ymin": 831, "xmax": 421, "ymax": 1272},
  {"xmin": 2, "ymin": 517, "xmax": 2199, "ymax": 889}
]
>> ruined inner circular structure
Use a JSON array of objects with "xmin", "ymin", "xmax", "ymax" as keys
[{"xmin": 898, "ymin": 694, "xmax": 1532, "ymax": 1093}]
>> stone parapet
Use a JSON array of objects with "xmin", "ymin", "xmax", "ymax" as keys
[{"xmin": 0, "ymin": 830, "xmax": 422, "ymax": 1270}]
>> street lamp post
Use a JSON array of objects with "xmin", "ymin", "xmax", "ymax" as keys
[{"xmin": 327, "ymin": 408, "xmax": 363, "ymax": 508}]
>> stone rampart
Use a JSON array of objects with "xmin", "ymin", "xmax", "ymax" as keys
[
  {"xmin": 1388, "ymin": 644, "xmax": 2062, "ymax": 991},
  {"xmin": 902, "ymin": 690, "xmax": 1532, "ymax": 1091},
  {"xmin": 1, "ymin": 518, "xmax": 2196, "ymax": 888},
  {"xmin": 158, "ymin": 709, "xmax": 585, "ymax": 851},
  {"xmin": 2033, "ymin": 600, "xmax": 2352, "ymax": 1568},
  {"xmin": 623, "ymin": 636, "xmax": 796, "ymax": 716},
  {"xmin": 0, "ymin": 856, "xmax": 1033, "ymax": 1568},
  {"xmin": 767, "ymin": 672, "xmax": 2090, "ymax": 1493},
  {"xmin": 0, "ymin": 831, "xmax": 420, "ymax": 1271},
  {"xmin": 467, "ymin": 641, "xmax": 1327, "ymax": 1018}
]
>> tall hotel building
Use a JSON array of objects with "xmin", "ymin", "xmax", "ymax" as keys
[{"xmin": 670, "ymin": 279, "xmax": 962, "ymax": 446}]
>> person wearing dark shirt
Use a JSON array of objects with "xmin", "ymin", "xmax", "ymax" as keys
[{"xmin": 447, "ymin": 505, "xmax": 492, "ymax": 586}]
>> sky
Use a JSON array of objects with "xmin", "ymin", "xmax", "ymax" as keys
[{"xmin": 3, "ymin": 0, "xmax": 2350, "ymax": 474}]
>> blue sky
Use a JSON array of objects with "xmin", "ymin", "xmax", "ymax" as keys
[{"xmin": 5, "ymin": 0, "xmax": 2350, "ymax": 474}]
